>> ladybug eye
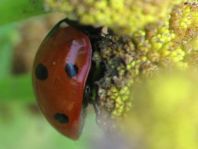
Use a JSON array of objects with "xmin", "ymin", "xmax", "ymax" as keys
[
  {"xmin": 65, "ymin": 63, "xmax": 78, "ymax": 77},
  {"xmin": 54, "ymin": 113, "xmax": 69, "ymax": 124},
  {"xmin": 35, "ymin": 64, "xmax": 48, "ymax": 80}
]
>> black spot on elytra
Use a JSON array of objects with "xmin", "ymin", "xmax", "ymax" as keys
[
  {"xmin": 54, "ymin": 113, "xmax": 69, "ymax": 124},
  {"xmin": 35, "ymin": 64, "xmax": 48, "ymax": 80},
  {"xmin": 65, "ymin": 63, "xmax": 78, "ymax": 77}
]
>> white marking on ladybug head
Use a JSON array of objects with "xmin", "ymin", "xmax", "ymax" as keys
[
  {"xmin": 101, "ymin": 27, "xmax": 108, "ymax": 34},
  {"xmin": 59, "ymin": 22, "xmax": 69, "ymax": 28}
]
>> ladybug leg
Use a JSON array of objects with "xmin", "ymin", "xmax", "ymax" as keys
[
  {"xmin": 92, "ymin": 101, "xmax": 100, "ymax": 114},
  {"xmin": 90, "ymin": 87, "xmax": 101, "ymax": 124},
  {"xmin": 84, "ymin": 85, "xmax": 101, "ymax": 122},
  {"xmin": 83, "ymin": 86, "xmax": 90, "ymax": 108},
  {"xmin": 92, "ymin": 97, "xmax": 101, "ymax": 123}
]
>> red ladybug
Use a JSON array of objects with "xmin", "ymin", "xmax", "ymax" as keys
[{"xmin": 32, "ymin": 19, "xmax": 94, "ymax": 140}]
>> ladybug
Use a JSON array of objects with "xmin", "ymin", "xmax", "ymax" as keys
[{"xmin": 32, "ymin": 19, "xmax": 103, "ymax": 140}]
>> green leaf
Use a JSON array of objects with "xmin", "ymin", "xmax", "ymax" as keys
[
  {"xmin": 0, "ymin": 74, "xmax": 34, "ymax": 102},
  {"xmin": 0, "ymin": 0, "xmax": 46, "ymax": 25},
  {"xmin": 0, "ymin": 24, "xmax": 19, "ymax": 79}
]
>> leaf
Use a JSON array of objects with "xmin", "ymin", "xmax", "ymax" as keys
[
  {"xmin": 0, "ymin": 0, "xmax": 46, "ymax": 25},
  {"xmin": 0, "ymin": 23, "xmax": 19, "ymax": 79},
  {"xmin": 0, "ymin": 74, "xmax": 34, "ymax": 102}
]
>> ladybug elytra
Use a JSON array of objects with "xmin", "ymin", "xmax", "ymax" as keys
[{"xmin": 32, "ymin": 19, "xmax": 103, "ymax": 140}]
